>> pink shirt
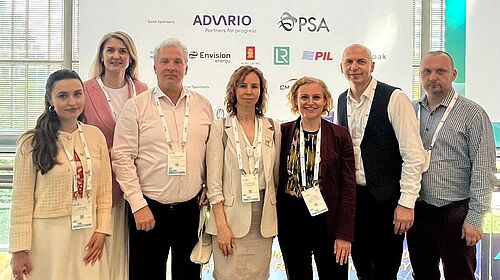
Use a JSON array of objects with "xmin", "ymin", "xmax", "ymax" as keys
[{"xmin": 111, "ymin": 87, "xmax": 213, "ymax": 212}]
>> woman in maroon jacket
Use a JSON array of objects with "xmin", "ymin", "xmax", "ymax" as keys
[{"xmin": 277, "ymin": 76, "xmax": 356, "ymax": 280}]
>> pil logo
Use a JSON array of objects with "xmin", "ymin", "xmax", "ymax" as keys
[
  {"xmin": 302, "ymin": 50, "xmax": 333, "ymax": 61},
  {"xmin": 246, "ymin": 46, "xmax": 255, "ymax": 60}
]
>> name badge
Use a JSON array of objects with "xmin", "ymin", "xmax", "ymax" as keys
[
  {"xmin": 71, "ymin": 196, "xmax": 93, "ymax": 230},
  {"xmin": 302, "ymin": 185, "xmax": 328, "ymax": 216},
  {"xmin": 168, "ymin": 149, "xmax": 187, "ymax": 176},
  {"xmin": 241, "ymin": 173, "xmax": 260, "ymax": 202},
  {"xmin": 422, "ymin": 149, "xmax": 431, "ymax": 173}
]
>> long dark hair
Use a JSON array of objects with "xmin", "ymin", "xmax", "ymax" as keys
[{"xmin": 24, "ymin": 69, "xmax": 86, "ymax": 174}]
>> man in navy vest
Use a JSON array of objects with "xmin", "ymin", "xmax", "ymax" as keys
[
  {"xmin": 336, "ymin": 44, "xmax": 426, "ymax": 280},
  {"xmin": 407, "ymin": 51, "xmax": 495, "ymax": 280}
]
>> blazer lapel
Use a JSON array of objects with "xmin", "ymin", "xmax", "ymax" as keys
[
  {"xmin": 261, "ymin": 118, "xmax": 274, "ymax": 184},
  {"xmin": 88, "ymin": 80, "xmax": 116, "ymax": 133}
]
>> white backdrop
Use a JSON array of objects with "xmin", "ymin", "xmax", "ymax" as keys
[
  {"xmin": 80, "ymin": 0, "xmax": 413, "ymax": 123},
  {"xmin": 80, "ymin": 1, "xmax": 414, "ymax": 279},
  {"xmin": 466, "ymin": 1, "xmax": 500, "ymax": 122}
]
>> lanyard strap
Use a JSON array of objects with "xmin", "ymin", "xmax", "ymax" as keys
[
  {"xmin": 418, "ymin": 92, "xmax": 458, "ymax": 149},
  {"xmin": 153, "ymin": 87, "xmax": 190, "ymax": 150},
  {"xmin": 61, "ymin": 122, "xmax": 93, "ymax": 197},
  {"xmin": 230, "ymin": 116, "xmax": 263, "ymax": 175},
  {"xmin": 96, "ymin": 76, "xmax": 137, "ymax": 120},
  {"xmin": 299, "ymin": 122, "xmax": 321, "ymax": 188}
]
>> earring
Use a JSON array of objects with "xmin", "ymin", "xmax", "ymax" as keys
[{"xmin": 49, "ymin": 105, "xmax": 55, "ymax": 112}]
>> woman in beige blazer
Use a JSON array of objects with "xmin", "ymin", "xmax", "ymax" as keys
[{"xmin": 206, "ymin": 66, "xmax": 280, "ymax": 280}]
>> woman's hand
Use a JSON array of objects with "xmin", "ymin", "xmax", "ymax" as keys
[
  {"xmin": 216, "ymin": 224, "xmax": 235, "ymax": 257},
  {"xmin": 334, "ymin": 239, "xmax": 351, "ymax": 265},
  {"xmin": 11, "ymin": 251, "xmax": 32, "ymax": 279},
  {"xmin": 83, "ymin": 232, "xmax": 106, "ymax": 266}
]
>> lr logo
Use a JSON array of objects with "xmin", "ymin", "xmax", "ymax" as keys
[{"xmin": 274, "ymin": 46, "xmax": 290, "ymax": 65}]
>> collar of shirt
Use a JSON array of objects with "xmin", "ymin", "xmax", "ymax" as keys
[
  {"xmin": 155, "ymin": 86, "xmax": 188, "ymax": 106},
  {"xmin": 418, "ymin": 88, "xmax": 456, "ymax": 111},
  {"xmin": 347, "ymin": 78, "xmax": 378, "ymax": 104}
]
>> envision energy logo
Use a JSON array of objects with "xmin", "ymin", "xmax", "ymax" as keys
[{"xmin": 274, "ymin": 47, "xmax": 290, "ymax": 65}]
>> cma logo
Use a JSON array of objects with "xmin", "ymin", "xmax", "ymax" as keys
[
  {"xmin": 279, "ymin": 78, "xmax": 298, "ymax": 91},
  {"xmin": 193, "ymin": 14, "xmax": 252, "ymax": 26},
  {"xmin": 302, "ymin": 50, "xmax": 333, "ymax": 61},
  {"xmin": 278, "ymin": 12, "xmax": 330, "ymax": 32}
]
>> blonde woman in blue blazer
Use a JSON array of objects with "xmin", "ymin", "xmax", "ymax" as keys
[{"xmin": 206, "ymin": 66, "xmax": 281, "ymax": 280}]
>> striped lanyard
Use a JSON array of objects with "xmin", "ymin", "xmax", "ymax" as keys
[{"xmin": 61, "ymin": 122, "xmax": 93, "ymax": 198}]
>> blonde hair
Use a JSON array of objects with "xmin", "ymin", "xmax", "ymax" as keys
[
  {"xmin": 287, "ymin": 76, "xmax": 333, "ymax": 115},
  {"xmin": 88, "ymin": 31, "xmax": 140, "ymax": 80}
]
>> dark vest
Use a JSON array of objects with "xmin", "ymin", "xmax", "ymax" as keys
[{"xmin": 337, "ymin": 81, "xmax": 403, "ymax": 202}]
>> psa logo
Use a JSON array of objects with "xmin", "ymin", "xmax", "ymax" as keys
[
  {"xmin": 274, "ymin": 46, "xmax": 290, "ymax": 65},
  {"xmin": 302, "ymin": 50, "xmax": 333, "ymax": 61},
  {"xmin": 246, "ymin": 46, "xmax": 255, "ymax": 60},
  {"xmin": 278, "ymin": 12, "xmax": 330, "ymax": 32}
]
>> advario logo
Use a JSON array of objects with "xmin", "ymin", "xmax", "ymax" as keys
[
  {"xmin": 278, "ymin": 12, "xmax": 330, "ymax": 32},
  {"xmin": 193, "ymin": 14, "xmax": 257, "ymax": 34},
  {"xmin": 193, "ymin": 14, "xmax": 252, "ymax": 26}
]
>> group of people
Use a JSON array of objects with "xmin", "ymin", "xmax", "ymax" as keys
[{"xmin": 8, "ymin": 31, "xmax": 496, "ymax": 280}]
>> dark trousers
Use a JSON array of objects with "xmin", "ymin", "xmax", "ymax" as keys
[
  {"xmin": 407, "ymin": 199, "xmax": 476, "ymax": 280},
  {"xmin": 351, "ymin": 187, "xmax": 404, "ymax": 280},
  {"xmin": 277, "ymin": 194, "xmax": 348, "ymax": 280},
  {"xmin": 128, "ymin": 196, "xmax": 201, "ymax": 280}
]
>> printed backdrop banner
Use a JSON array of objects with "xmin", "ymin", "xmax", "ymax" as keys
[
  {"xmin": 80, "ymin": 0, "xmax": 413, "ymax": 123},
  {"xmin": 80, "ymin": 1, "xmax": 413, "ymax": 279}
]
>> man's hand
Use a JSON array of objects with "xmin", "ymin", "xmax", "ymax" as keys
[
  {"xmin": 198, "ymin": 186, "xmax": 209, "ymax": 206},
  {"xmin": 133, "ymin": 206, "xmax": 156, "ymax": 231},
  {"xmin": 462, "ymin": 223, "xmax": 483, "ymax": 246},
  {"xmin": 393, "ymin": 204, "xmax": 414, "ymax": 234}
]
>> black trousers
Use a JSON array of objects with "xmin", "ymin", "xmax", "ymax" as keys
[
  {"xmin": 128, "ymin": 196, "xmax": 201, "ymax": 280},
  {"xmin": 351, "ymin": 187, "xmax": 404, "ymax": 280},
  {"xmin": 277, "ymin": 194, "xmax": 348, "ymax": 280},
  {"xmin": 407, "ymin": 199, "xmax": 476, "ymax": 280}
]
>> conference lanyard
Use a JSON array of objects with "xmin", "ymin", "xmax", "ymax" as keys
[
  {"xmin": 61, "ymin": 122, "xmax": 93, "ymax": 198},
  {"xmin": 230, "ymin": 116, "xmax": 263, "ymax": 175},
  {"xmin": 96, "ymin": 76, "xmax": 137, "ymax": 120},
  {"xmin": 418, "ymin": 92, "xmax": 458, "ymax": 150},
  {"xmin": 299, "ymin": 122, "xmax": 321, "ymax": 189},
  {"xmin": 153, "ymin": 87, "xmax": 190, "ymax": 150}
]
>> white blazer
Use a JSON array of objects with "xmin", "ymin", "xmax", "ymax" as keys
[{"xmin": 205, "ymin": 116, "xmax": 281, "ymax": 238}]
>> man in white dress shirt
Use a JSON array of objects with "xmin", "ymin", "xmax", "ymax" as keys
[
  {"xmin": 336, "ymin": 44, "xmax": 425, "ymax": 280},
  {"xmin": 112, "ymin": 38, "xmax": 213, "ymax": 280}
]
